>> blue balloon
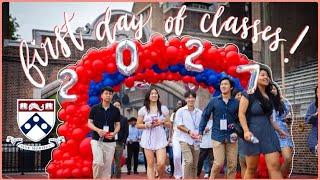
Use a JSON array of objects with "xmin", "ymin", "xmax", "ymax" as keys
[
  {"xmin": 116, "ymin": 73, "xmax": 125, "ymax": 82},
  {"xmin": 179, "ymin": 68, "xmax": 188, "ymax": 76},
  {"xmin": 102, "ymin": 79, "xmax": 113, "ymax": 87},
  {"xmin": 195, "ymin": 74, "xmax": 203, "ymax": 82},
  {"xmin": 208, "ymin": 75, "xmax": 217, "ymax": 86},
  {"xmin": 169, "ymin": 65, "xmax": 179, "ymax": 73},
  {"xmin": 88, "ymin": 96, "xmax": 100, "ymax": 106}
]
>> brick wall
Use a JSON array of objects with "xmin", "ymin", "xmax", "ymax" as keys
[
  {"xmin": 2, "ymin": 43, "xmax": 77, "ymax": 141},
  {"xmin": 291, "ymin": 117, "xmax": 318, "ymax": 175}
]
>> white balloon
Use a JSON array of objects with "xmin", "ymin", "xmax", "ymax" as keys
[
  {"xmin": 184, "ymin": 83, "xmax": 199, "ymax": 92},
  {"xmin": 236, "ymin": 64, "xmax": 260, "ymax": 94},
  {"xmin": 135, "ymin": 81, "xmax": 151, "ymax": 89},
  {"xmin": 116, "ymin": 40, "xmax": 139, "ymax": 76},
  {"xmin": 58, "ymin": 69, "xmax": 78, "ymax": 102},
  {"xmin": 185, "ymin": 39, "xmax": 204, "ymax": 72}
]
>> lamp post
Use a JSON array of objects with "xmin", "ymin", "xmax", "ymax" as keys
[{"xmin": 281, "ymin": 42, "xmax": 286, "ymax": 96}]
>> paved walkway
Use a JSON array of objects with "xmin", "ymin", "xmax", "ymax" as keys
[{"xmin": 3, "ymin": 172, "xmax": 317, "ymax": 179}]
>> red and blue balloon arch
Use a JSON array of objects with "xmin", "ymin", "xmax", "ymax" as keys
[{"xmin": 47, "ymin": 34, "xmax": 255, "ymax": 178}]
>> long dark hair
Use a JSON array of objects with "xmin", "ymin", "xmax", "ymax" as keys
[
  {"xmin": 172, "ymin": 99, "xmax": 187, "ymax": 120},
  {"xmin": 174, "ymin": 100, "xmax": 187, "ymax": 113},
  {"xmin": 254, "ymin": 68, "xmax": 274, "ymax": 116},
  {"xmin": 271, "ymin": 83, "xmax": 285, "ymax": 115},
  {"xmin": 144, "ymin": 87, "xmax": 162, "ymax": 115},
  {"xmin": 315, "ymin": 86, "xmax": 318, "ymax": 108}
]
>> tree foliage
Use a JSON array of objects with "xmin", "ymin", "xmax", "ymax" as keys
[{"xmin": 9, "ymin": 14, "xmax": 20, "ymax": 40}]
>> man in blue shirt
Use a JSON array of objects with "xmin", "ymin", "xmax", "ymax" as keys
[
  {"xmin": 126, "ymin": 117, "xmax": 142, "ymax": 175},
  {"xmin": 199, "ymin": 77, "xmax": 239, "ymax": 178}
]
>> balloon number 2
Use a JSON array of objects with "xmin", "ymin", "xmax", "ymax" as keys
[
  {"xmin": 58, "ymin": 69, "xmax": 78, "ymax": 102},
  {"xmin": 236, "ymin": 64, "xmax": 260, "ymax": 94},
  {"xmin": 185, "ymin": 39, "xmax": 204, "ymax": 72}
]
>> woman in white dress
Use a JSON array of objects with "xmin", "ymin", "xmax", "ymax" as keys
[
  {"xmin": 136, "ymin": 88, "xmax": 172, "ymax": 179},
  {"xmin": 170, "ymin": 100, "xmax": 186, "ymax": 179}
]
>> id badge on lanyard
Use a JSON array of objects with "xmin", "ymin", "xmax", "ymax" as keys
[{"xmin": 220, "ymin": 114, "xmax": 227, "ymax": 130}]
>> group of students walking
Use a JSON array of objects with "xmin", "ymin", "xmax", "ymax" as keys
[{"xmin": 87, "ymin": 65, "xmax": 317, "ymax": 179}]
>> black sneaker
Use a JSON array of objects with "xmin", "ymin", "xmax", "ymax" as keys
[
  {"xmin": 134, "ymin": 171, "xmax": 139, "ymax": 174},
  {"xmin": 127, "ymin": 171, "xmax": 131, "ymax": 175}
]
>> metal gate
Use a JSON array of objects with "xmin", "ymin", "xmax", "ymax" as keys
[{"xmin": 2, "ymin": 141, "xmax": 52, "ymax": 174}]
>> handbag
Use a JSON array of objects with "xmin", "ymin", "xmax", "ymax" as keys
[
  {"xmin": 232, "ymin": 93, "xmax": 254, "ymax": 139},
  {"xmin": 233, "ymin": 119, "xmax": 244, "ymax": 139}
]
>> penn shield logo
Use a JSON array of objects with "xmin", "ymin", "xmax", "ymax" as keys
[{"xmin": 17, "ymin": 99, "xmax": 55, "ymax": 142}]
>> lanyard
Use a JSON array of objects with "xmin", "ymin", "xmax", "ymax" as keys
[
  {"xmin": 188, "ymin": 109, "xmax": 198, "ymax": 130},
  {"xmin": 104, "ymin": 108, "xmax": 111, "ymax": 126}
]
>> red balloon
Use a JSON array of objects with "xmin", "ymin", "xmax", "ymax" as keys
[
  {"xmin": 226, "ymin": 51, "xmax": 240, "ymax": 66},
  {"xmin": 46, "ymin": 164, "xmax": 56, "ymax": 176},
  {"xmin": 72, "ymin": 128, "xmax": 86, "ymax": 141},
  {"xmin": 62, "ymin": 152, "xmax": 72, "ymax": 160},
  {"xmin": 182, "ymin": 76, "xmax": 192, "ymax": 83},
  {"xmin": 59, "ymin": 142, "xmax": 68, "ymax": 151},
  {"xmin": 52, "ymin": 149, "xmax": 63, "ymax": 160},
  {"xmin": 66, "ymin": 105, "xmax": 76, "ymax": 114},
  {"xmin": 203, "ymin": 40, "xmax": 212, "ymax": 50},
  {"xmin": 83, "ymin": 60, "xmax": 92, "ymax": 69},
  {"xmin": 55, "ymin": 169, "xmax": 64, "ymax": 177},
  {"xmin": 225, "ymin": 44, "xmax": 238, "ymax": 52},
  {"xmin": 79, "ymin": 137, "xmax": 93, "ymax": 158},
  {"xmin": 209, "ymin": 87, "xmax": 215, "ymax": 94},
  {"xmin": 64, "ymin": 159, "xmax": 75, "ymax": 168},
  {"xmin": 239, "ymin": 57, "xmax": 249, "ymax": 65},
  {"xmin": 80, "ymin": 105, "xmax": 90, "ymax": 117},
  {"xmin": 206, "ymin": 47, "xmax": 221, "ymax": 65},
  {"xmin": 169, "ymin": 37, "xmax": 181, "ymax": 48},
  {"xmin": 66, "ymin": 139, "xmax": 79, "ymax": 155},
  {"xmin": 113, "ymin": 84, "xmax": 121, "ymax": 92},
  {"xmin": 82, "ymin": 167, "xmax": 92, "ymax": 177},
  {"xmin": 257, "ymin": 154, "xmax": 268, "ymax": 178},
  {"xmin": 57, "ymin": 124, "xmax": 68, "ymax": 136},
  {"xmin": 166, "ymin": 46, "xmax": 178, "ymax": 62},
  {"xmin": 75, "ymin": 66, "xmax": 86, "ymax": 78},
  {"xmin": 122, "ymin": 49, "xmax": 132, "ymax": 66},
  {"xmin": 143, "ymin": 58, "xmax": 153, "ymax": 69},
  {"xmin": 227, "ymin": 66, "xmax": 238, "ymax": 77},
  {"xmin": 72, "ymin": 168, "xmax": 82, "ymax": 178},
  {"xmin": 58, "ymin": 109, "xmax": 67, "ymax": 121},
  {"xmin": 83, "ymin": 160, "xmax": 92, "ymax": 168},
  {"xmin": 92, "ymin": 59, "xmax": 104, "ymax": 73},
  {"xmin": 150, "ymin": 51, "xmax": 160, "ymax": 62},
  {"xmin": 151, "ymin": 34, "xmax": 165, "ymax": 47},
  {"xmin": 62, "ymin": 168, "xmax": 72, "ymax": 178},
  {"xmin": 106, "ymin": 62, "xmax": 117, "ymax": 74},
  {"xmin": 124, "ymin": 77, "xmax": 135, "ymax": 88}
]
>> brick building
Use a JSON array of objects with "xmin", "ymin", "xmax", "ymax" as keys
[{"xmin": 2, "ymin": 2, "xmax": 317, "ymax": 175}]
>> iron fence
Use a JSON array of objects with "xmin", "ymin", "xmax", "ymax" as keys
[{"xmin": 2, "ymin": 141, "xmax": 51, "ymax": 174}]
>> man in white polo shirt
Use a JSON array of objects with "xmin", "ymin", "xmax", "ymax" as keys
[{"xmin": 175, "ymin": 91, "xmax": 203, "ymax": 179}]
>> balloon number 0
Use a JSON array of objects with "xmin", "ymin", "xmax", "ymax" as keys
[
  {"xmin": 116, "ymin": 40, "xmax": 139, "ymax": 76},
  {"xmin": 58, "ymin": 69, "xmax": 78, "ymax": 102},
  {"xmin": 185, "ymin": 39, "xmax": 204, "ymax": 72},
  {"xmin": 236, "ymin": 64, "xmax": 260, "ymax": 94}
]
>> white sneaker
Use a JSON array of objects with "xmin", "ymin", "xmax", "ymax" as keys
[{"xmin": 204, "ymin": 174, "xmax": 209, "ymax": 179}]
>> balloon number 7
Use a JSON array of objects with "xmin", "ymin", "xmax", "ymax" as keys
[{"xmin": 236, "ymin": 64, "xmax": 260, "ymax": 94}]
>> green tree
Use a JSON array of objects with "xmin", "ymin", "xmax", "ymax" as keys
[{"xmin": 9, "ymin": 14, "xmax": 20, "ymax": 40}]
